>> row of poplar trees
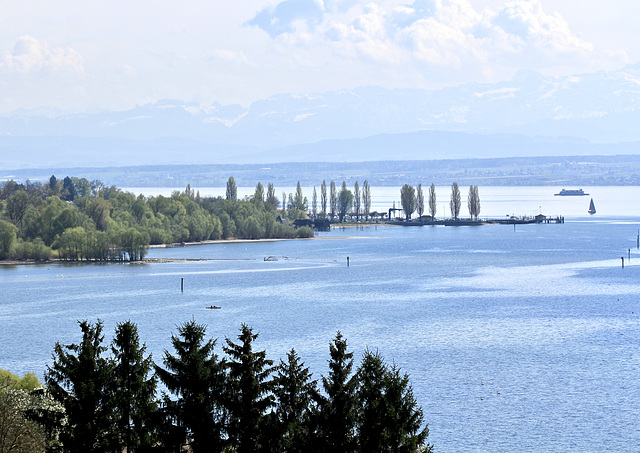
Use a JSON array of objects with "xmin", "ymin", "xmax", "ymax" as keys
[
  {"xmin": 41, "ymin": 320, "xmax": 433, "ymax": 453},
  {"xmin": 400, "ymin": 183, "xmax": 480, "ymax": 221}
]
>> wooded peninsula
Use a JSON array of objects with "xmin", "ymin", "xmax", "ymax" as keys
[{"xmin": 0, "ymin": 176, "xmax": 317, "ymax": 262}]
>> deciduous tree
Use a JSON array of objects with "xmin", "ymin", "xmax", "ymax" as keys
[
  {"xmin": 226, "ymin": 177, "xmax": 238, "ymax": 201},
  {"xmin": 450, "ymin": 182, "xmax": 461, "ymax": 220},
  {"xmin": 400, "ymin": 184, "xmax": 416, "ymax": 220},
  {"xmin": 428, "ymin": 183, "xmax": 437, "ymax": 219}
]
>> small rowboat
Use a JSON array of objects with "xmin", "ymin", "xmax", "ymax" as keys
[{"xmin": 205, "ymin": 305, "xmax": 221, "ymax": 310}]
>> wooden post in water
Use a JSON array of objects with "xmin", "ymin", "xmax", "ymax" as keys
[
  {"xmin": 347, "ymin": 256, "xmax": 350, "ymax": 267},
  {"xmin": 629, "ymin": 249, "xmax": 631, "ymax": 261},
  {"xmin": 637, "ymin": 229, "xmax": 639, "ymax": 249},
  {"xmin": 621, "ymin": 257, "xmax": 624, "ymax": 268},
  {"xmin": 181, "ymin": 278, "xmax": 184, "ymax": 292}
]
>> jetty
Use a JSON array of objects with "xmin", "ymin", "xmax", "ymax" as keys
[{"xmin": 388, "ymin": 214, "xmax": 564, "ymax": 226}]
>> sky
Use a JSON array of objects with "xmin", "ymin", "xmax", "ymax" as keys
[{"xmin": 0, "ymin": 0, "xmax": 637, "ymax": 113}]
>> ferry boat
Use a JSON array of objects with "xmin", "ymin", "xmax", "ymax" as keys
[{"xmin": 554, "ymin": 189, "xmax": 589, "ymax": 196}]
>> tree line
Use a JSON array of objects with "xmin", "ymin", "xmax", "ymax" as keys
[
  {"xmin": 398, "ymin": 183, "xmax": 480, "ymax": 221},
  {"xmin": 0, "ymin": 176, "xmax": 314, "ymax": 262},
  {"xmin": 1, "ymin": 320, "xmax": 433, "ymax": 453}
]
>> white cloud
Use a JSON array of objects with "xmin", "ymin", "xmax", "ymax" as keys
[
  {"xmin": 249, "ymin": 0, "xmax": 606, "ymax": 73},
  {"xmin": 2, "ymin": 35, "xmax": 83, "ymax": 74}
]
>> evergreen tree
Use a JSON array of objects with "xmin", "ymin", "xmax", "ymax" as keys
[
  {"xmin": 223, "ymin": 324, "xmax": 275, "ymax": 453},
  {"xmin": 316, "ymin": 332, "xmax": 357, "ymax": 453},
  {"xmin": 155, "ymin": 320, "xmax": 227, "ymax": 453},
  {"xmin": 45, "ymin": 320, "xmax": 114, "ymax": 452},
  {"xmin": 272, "ymin": 349, "xmax": 318, "ymax": 453},
  {"xmin": 110, "ymin": 321, "xmax": 158, "ymax": 452},
  {"xmin": 355, "ymin": 350, "xmax": 433, "ymax": 453}
]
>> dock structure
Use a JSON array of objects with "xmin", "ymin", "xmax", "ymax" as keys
[{"xmin": 388, "ymin": 215, "xmax": 564, "ymax": 226}]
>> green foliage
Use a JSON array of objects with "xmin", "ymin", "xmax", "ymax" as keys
[
  {"xmin": 450, "ymin": 182, "xmax": 462, "ymax": 220},
  {"xmin": 0, "ymin": 379, "xmax": 48, "ymax": 452},
  {"xmin": 223, "ymin": 324, "xmax": 275, "ymax": 453},
  {"xmin": 45, "ymin": 320, "xmax": 114, "ymax": 452},
  {"xmin": 337, "ymin": 186, "xmax": 354, "ymax": 222},
  {"xmin": 33, "ymin": 322, "xmax": 433, "ymax": 453},
  {"xmin": 0, "ymin": 176, "xmax": 309, "ymax": 261},
  {"xmin": 272, "ymin": 349, "xmax": 318, "ymax": 453},
  {"xmin": 400, "ymin": 184, "xmax": 417, "ymax": 220},
  {"xmin": 0, "ymin": 370, "xmax": 42, "ymax": 392},
  {"xmin": 316, "ymin": 331, "xmax": 357, "ymax": 452},
  {"xmin": 110, "ymin": 321, "xmax": 158, "ymax": 452},
  {"xmin": 355, "ymin": 350, "xmax": 432, "ymax": 453},
  {"xmin": 155, "ymin": 320, "xmax": 227, "ymax": 452},
  {"xmin": 0, "ymin": 220, "xmax": 17, "ymax": 259}
]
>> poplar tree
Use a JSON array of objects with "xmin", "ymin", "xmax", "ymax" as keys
[
  {"xmin": 362, "ymin": 180, "xmax": 371, "ymax": 220},
  {"xmin": 353, "ymin": 181, "xmax": 361, "ymax": 221},
  {"xmin": 320, "ymin": 180, "xmax": 327, "ymax": 217},
  {"xmin": 266, "ymin": 183, "xmax": 278, "ymax": 209},
  {"xmin": 450, "ymin": 182, "xmax": 461, "ymax": 220},
  {"xmin": 428, "ymin": 183, "xmax": 437, "ymax": 219},
  {"xmin": 312, "ymin": 187, "xmax": 318, "ymax": 219},
  {"xmin": 329, "ymin": 181, "xmax": 337, "ymax": 220},
  {"xmin": 223, "ymin": 324, "xmax": 275, "ymax": 453},
  {"xmin": 468, "ymin": 185, "xmax": 480, "ymax": 220},
  {"xmin": 226, "ymin": 176, "xmax": 238, "ymax": 200},
  {"xmin": 416, "ymin": 184, "xmax": 424, "ymax": 218},
  {"xmin": 254, "ymin": 182, "xmax": 265, "ymax": 203},
  {"xmin": 400, "ymin": 184, "xmax": 416, "ymax": 220}
]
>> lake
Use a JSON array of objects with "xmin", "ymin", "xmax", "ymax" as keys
[{"xmin": 2, "ymin": 186, "xmax": 640, "ymax": 452}]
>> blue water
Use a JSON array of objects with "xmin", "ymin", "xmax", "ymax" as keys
[{"xmin": 2, "ymin": 217, "xmax": 640, "ymax": 452}]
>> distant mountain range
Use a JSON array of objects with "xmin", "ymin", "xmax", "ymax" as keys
[{"xmin": 1, "ymin": 64, "xmax": 640, "ymax": 169}]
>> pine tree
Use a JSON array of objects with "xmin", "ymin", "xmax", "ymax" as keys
[
  {"xmin": 223, "ymin": 324, "xmax": 275, "ymax": 453},
  {"xmin": 315, "ymin": 331, "xmax": 357, "ymax": 453},
  {"xmin": 355, "ymin": 350, "xmax": 433, "ymax": 453},
  {"xmin": 110, "ymin": 320, "xmax": 158, "ymax": 452},
  {"xmin": 155, "ymin": 320, "xmax": 227, "ymax": 453},
  {"xmin": 45, "ymin": 319, "xmax": 113, "ymax": 452},
  {"xmin": 272, "ymin": 349, "xmax": 318, "ymax": 453}
]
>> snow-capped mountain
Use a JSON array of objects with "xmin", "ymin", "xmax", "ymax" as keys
[{"xmin": 1, "ymin": 64, "xmax": 640, "ymax": 168}]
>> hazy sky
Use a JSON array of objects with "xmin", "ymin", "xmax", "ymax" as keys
[{"xmin": 0, "ymin": 0, "xmax": 637, "ymax": 113}]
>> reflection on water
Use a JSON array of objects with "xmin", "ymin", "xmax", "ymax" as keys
[{"xmin": 2, "ymin": 213, "xmax": 640, "ymax": 452}]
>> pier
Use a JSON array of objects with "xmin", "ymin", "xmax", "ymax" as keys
[{"xmin": 388, "ymin": 214, "xmax": 564, "ymax": 226}]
